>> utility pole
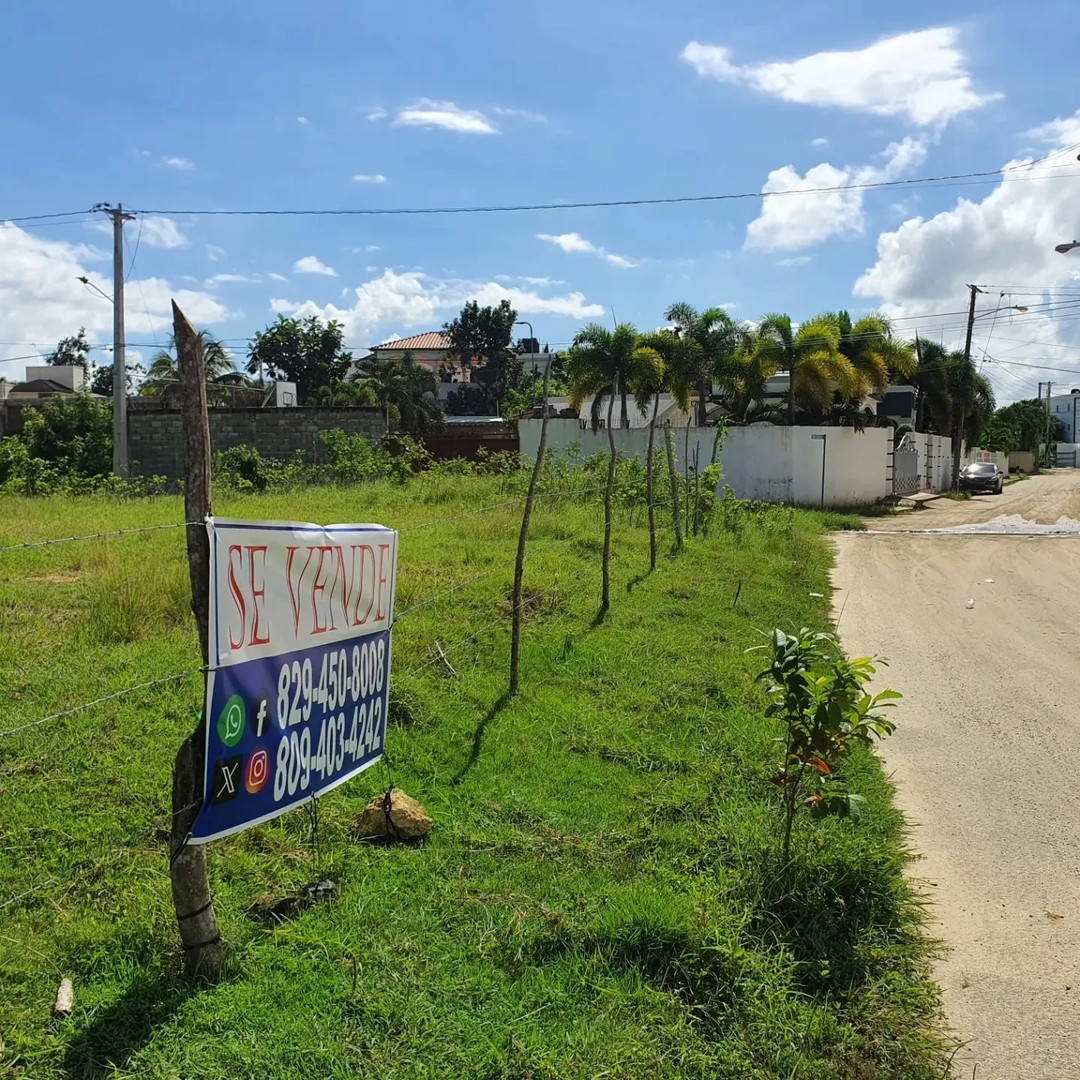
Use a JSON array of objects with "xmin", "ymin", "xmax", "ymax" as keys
[
  {"xmin": 95, "ymin": 203, "xmax": 135, "ymax": 476},
  {"xmin": 953, "ymin": 284, "xmax": 983, "ymax": 487}
]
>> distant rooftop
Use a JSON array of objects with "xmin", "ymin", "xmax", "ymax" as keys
[{"xmin": 373, "ymin": 331, "xmax": 450, "ymax": 351}]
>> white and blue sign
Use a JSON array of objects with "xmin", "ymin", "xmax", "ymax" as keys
[{"xmin": 190, "ymin": 518, "xmax": 398, "ymax": 843}]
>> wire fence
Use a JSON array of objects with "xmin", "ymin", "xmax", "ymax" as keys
[{"xmin": 0, "ymin": 468, "xmax": 694, "ymax": 914}]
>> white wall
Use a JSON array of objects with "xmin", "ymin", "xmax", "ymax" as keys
[
  {"xmin": 967, "ymin": 447, "xmax": 1009, "ymax": 475},
  {"xmin": 520, "ymin": 420, "xmax": 892, "ymax": 506},
  {"xmin": 723, "ymin": 426, "xmax": 891, "ymax": 506},
  {"xmin": 519, "ymin": 419, "xmax": 717, "ymax": 475}
]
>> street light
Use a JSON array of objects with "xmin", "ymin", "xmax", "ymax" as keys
[
  {"xmin": 77, "ymin": 275, "xmax": 113, "ymax": 303},
  {"xmin": 1056, "ymin": 242, "xmax": 1080, "ymax": 254}
]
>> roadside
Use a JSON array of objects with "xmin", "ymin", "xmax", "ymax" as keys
[{"xmin": 833, "ymin": 470, "xmax": 1080, "ymax": 1079}]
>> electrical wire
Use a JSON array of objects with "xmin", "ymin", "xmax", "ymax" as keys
[{"xmin": 130, "ymin": 163, "xmax": 1080, "ymax": 220}]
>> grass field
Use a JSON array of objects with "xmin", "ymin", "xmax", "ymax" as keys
[{"xmin": 0, "ymin": 475, "xmax": 944, "ymax": 1079}]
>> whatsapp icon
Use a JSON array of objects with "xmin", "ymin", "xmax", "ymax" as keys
[{"xmin": 217, "ymin": 695, "xmax": 246, "ymax": 748}]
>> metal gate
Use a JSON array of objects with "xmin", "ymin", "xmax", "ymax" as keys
[
  {"xmin": 1057, "ymin": 449, "xmax": 1076, "ymax": 468},
  {"xmin": 893, "ymin": 436, "xmax": 920, "ymax": 495}
]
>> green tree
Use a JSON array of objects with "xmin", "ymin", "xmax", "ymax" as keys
[
  {"xmin": 143, "ymin": 332, "xmax": 235, "ymax": 395},
  {"xmin": 88, "ymin": 359, "xmax": 142, "ymax": 398},
  {"xmin": 910, "ymin": 338, "xmax": 953, "ymax": 434},
  {"xmin": 983, "ymin": 399, "xmax": 1052, "ymax": 454},
  {"xmin": 747, "ymin": 314, "xmax": 850, "ymax": 424},
  {"xmin": 664, "ymin": 302, "xmax": 744, "ymax": 426},
  {"xmin": 20, "ymin": 393, "xmax": 112, "ymax": 478},
  {"xmin": 830, "ymin": 311, "xmax": 916, "ymax": 396},
  {"xmin": 355, "ymin": 353, "xmax": 443, "ymax": 434},
  {"xmin": 444, "ymin": 300, "xmax": 524, "ymax": 413},
  {"xmin": 246, "ymin": 315, "xmax": 352, "ymax": 404},
  {"xmin": 626, "ymin": 337, "xmax": 667, "ymax": 570},
  {"xmin": 45, "ymin": 328, "xmax": 91, "ymax": 370},
  {"xmin": 565, "ymin": 323, "xmax": 642, "ymax": 614}
]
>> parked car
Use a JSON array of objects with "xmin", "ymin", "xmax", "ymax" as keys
[{"xmin": 958, "ymin": 461, "xmax": 1004, "ymax": 494}]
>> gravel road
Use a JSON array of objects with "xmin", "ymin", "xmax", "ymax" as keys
[{"xmin": 833, "ymin": 472, "xmax": 1080, "ymax": 1080}]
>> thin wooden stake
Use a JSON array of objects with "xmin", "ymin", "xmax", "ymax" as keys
[
  {"xmin": 170, "ymin": 301, "xmax": 222, "ymax": 981},
  {"xmin": 510, "ymin": 361, "xmax": 551, "ymax": 694},
  {"xmin": 664, "ymin": 426, "xmax": 682, "ymax": 553},
  {"xmin": 646, "ymin": 394, "xmax": 659, "ymax": 571}
]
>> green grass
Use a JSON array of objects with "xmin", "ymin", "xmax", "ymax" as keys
[{"xmin": 0, "ymin": 478, "xmax": 944, "ymax": 1079}]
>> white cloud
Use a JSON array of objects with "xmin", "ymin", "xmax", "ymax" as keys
[
  {"xmin": 536, "ymin": 231, "xmax": 640, "ymax": 268},
  {"xmin": 162, "ymin": 155, "xmax": 195, "ymax": 170},
  {"xmin": 293, "ymin": 255, "xmax": 338, "ymax": 277},
  {"xmin": 0, "ymin": 223, "xmax": 228, "ymax": 378},
  {"xmin": 140, "ymin": 216, "xmax": 189, "ymax": 249},
  {"xmin": 778, "ymin": 255, "xmax": 813, "ymax": 267},
  {"xmin": 267, "ymin": 272, "xmax": 288, "ymax": 282},
  {"xmin": 365, "ymin": 106, "xmax": 388, "ymax": 121},
  {"xmin": 1024, "ymin": 109, "xmax": 1080, "ymax": 156},
  {"xmin": 346, "ymin": 244, "xmax": 381, "ymax": 254},
  {"xmin": 206, "ymin": 244, "xmax": 227, "ymax": 262},
  {"xmin": 393, "ymin": 99, "xmax": 498, "ymax": 135},
  {"xmin": 854, "ymin": 137, "xmax": 1080, "ymax": 400},
  {"xmin": 745, "ymin": 137, "xmax": 928, "ymax": 251},
  {"xmin": 270, "ymin": 298, "xmax": 302, "ymax": 313},
  {"xmin": 491, "ymin": 106, "xmax": 548, "ymax": 123},
  {"xmin": 205, "ymin": 273, "xmax": 260, "ymax": 287},
  {"xmin": 811, "ymin": 137, "xmax": 829, "ymax": 148},
  {"xmin": 538, "ymin": 232, "xmax": 595, "ymax": 255},
  {"xmin": 681, "ymin": 28, "xmax": 1000, "ymax": 127},
  {"xmin": 297, "ymin": 116, "xmax": 311, "ymax": 126},
  {"xmin": 283, "ymin": 269, "xmax": 603, "ymax": 348},
  {"xmin": 352, "ymin": 173, "xmax": 387, "ymax": 184}
]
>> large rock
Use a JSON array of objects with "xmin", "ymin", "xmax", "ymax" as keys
[{"xmin": 353, "ymin": 788, "xmax": 432, "ymax": 841}]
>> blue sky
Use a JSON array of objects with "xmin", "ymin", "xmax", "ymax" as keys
[{"xmin": 2, "ymin": 1, "xmax": 1079, "ymax": 401}]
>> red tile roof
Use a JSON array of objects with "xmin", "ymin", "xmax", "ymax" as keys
[{"xmin": 373, "ymin": 331, "xmax": 450, "ymax": 351}]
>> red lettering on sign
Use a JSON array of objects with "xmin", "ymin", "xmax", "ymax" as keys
[
  {"xmin": 286, "ymin": 545, "xmax": 315, "ymax": 636},
  {"xmin": 247, "ymin": 545, "xmax": 270, "ymax": 646},
  {"xmin": 376, "ymin": 543, "xmax": 392, "ymax": 622},
  {"xmin": 227, "ymin": 545, "xmax": 246, "ymax": 651},
  {"xmin": 310, "ymin": 545, "xmax": 335, "ymax": 634},
  {"xmin": 351, "ymin": 544, "xmax": 376, "ymax": 626}
]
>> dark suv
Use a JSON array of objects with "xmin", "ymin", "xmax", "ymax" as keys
[{"xmin": 958, "ymin": 461, "xmax": 1004, "ymax": 495}]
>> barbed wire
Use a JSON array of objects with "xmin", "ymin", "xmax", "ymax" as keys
[
  {"xmin": 0, "ymin": 521, "xmax": 200, "ymax": 554},
  {"xmin": 0, "ymin": 670, "xmax": 198, "ymax": 739}
]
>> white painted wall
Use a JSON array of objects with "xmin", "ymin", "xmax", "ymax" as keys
[
  {"xmin": 967, "ymin": 447, "xmax": 1009, "ymax": 475},
  {"xmin": 519, "ymin": 419, "xmax": 716, "ymax": 475},
  {"xmin": 520, "ymin": 420, "xmax": 892, "ymax": 506}
]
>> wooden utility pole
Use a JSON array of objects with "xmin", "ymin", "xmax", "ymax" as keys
[
  {"xmin": 953, "ymin": 284, "xmax": 983, "ymax": 487},
  {"xmin": 509, "ymin": 359, "xmax": 551, "ymax": 696},
  {"xmin": 170, "ymin": 301, "xmax": 222, "ymax": 980}
]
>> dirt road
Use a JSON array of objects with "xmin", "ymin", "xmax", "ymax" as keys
[{"xmin": 833, "ymin": 472, "xmax": 1080, "ymax": 1080}]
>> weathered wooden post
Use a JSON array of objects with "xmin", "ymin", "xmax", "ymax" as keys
[
  {"xmin": 170, "ymin": 300, "xmax": 223, "ymax": 980},
  {"xmin": 509, "ymin": 360, "xmax": 551, "ymax": 696},
  {"xmin": 664, "ymin": 426, "xmax": 683, "ymax": 553}
]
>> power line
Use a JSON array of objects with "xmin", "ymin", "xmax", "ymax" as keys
[{"xmin": 130, "ymin": 164, "xmax": 1080, "ymax": 220}]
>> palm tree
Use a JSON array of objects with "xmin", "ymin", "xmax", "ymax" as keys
[
  {"xmin": 831, "ymin": 311, "xmax": 917, "ymax": 399},
  {"xmin": 142, "ymin": 332, "xmax": 235, "ymax": 395},
  {"xmin": 946, "ymin": 354, "xmax": 996, "ymax": 481},
  {"xmin": 910, "ymin": 339, "xmax": 953, "ymax": 434},
  {"xmin": 355, "ymin": 353, "xmax": 443, "ymax": 434},
  {"xmin": 565, "ymin": 323, "xmax": 640, "ymax": 614},
  {"xmin": 748, "ymin": 314, "xmax": 851, "ymax": 424},
  {"xmin": 626, "ymin": 337, "xmax": 667, "ymax": 571},
  {"xmin": 664, "ymin": 302, "xmax": 743, "ymax": 425}
]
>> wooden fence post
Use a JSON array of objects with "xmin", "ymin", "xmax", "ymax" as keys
[
  {"xmin": 509, "ymin": 362, "xmax": 551, "ymax": 696},
  {"xmin": 170, "ymin": 301, "xmax": 223, "ymax": 980},
  {"xmin": 664, "ymin": 426, "xmax": 683, "ymax": 553}
]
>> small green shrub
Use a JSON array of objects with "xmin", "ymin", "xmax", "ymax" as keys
[{"xmin": 755, "ymin": 627, "xmax": 900, "ymax": 861}]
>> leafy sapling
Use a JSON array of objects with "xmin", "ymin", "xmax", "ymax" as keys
[{"xmin": 755, "ymin": 628, "xmax": 900, "ymax": 861}]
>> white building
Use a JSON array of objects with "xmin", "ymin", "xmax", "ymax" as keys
[{"xmin": 1049, "ymin": 390, "xmax": 1080, "ymax": 441}]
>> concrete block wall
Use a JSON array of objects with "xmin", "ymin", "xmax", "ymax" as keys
[{"xmin": 128, "ymin": 407, "xmax": 386, "ymax": 479}]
